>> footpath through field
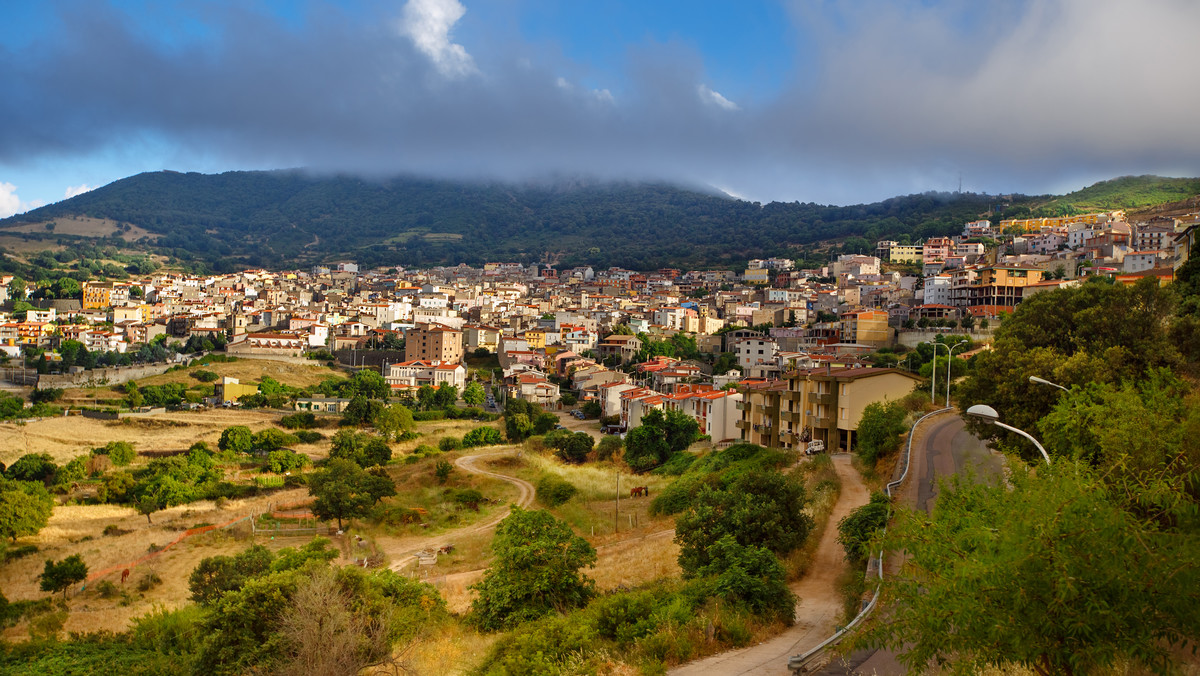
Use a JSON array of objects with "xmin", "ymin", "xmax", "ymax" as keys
[
  {"xmin": 670, "ymin": 453, "xmax": 870, "ymax": 676},
  {"xmin": 380, "ymin": 449, "xmax": 536, "ymax": 572}
]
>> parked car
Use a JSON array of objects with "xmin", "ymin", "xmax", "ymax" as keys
[{"xmin": 805, "ymin": 440, "xmax": 826, "ymax": 455}]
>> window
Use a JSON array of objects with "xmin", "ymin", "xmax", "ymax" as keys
[
  {"xmin": 839, "ymin": 407, "xmax": 847, "ymax": 420},
  {"xmin": 840, "ymin": 383, "xmax": 847, "ymax": 396}
]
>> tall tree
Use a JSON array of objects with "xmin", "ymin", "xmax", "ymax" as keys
[
  {"xmin": 39, "ymin": 554, "xmax": 88, "ymax": 599},
  {"xmin": 308, "ymin": 459, "xmax": 395, "ymax": 529},
  {"xmin": 469, "ymin": 507, "xmax": 597, "ymax": 630},
  {"xmin": 0, "ymin": 478, "xmax": 54, "ymax": 542}
]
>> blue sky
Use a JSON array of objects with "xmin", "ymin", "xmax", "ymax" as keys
[{"xmin": 2, "ymin": 0, "xmax": 1199, "ymax": 217}]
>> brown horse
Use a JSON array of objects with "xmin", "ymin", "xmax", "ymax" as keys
[
  {"xmin": 630, "ymin": 486, "xmax": 649, "ymax": 498},
  {"xmin": 120, "ymin": 569, "xmax": 130, "ymax": 584}
]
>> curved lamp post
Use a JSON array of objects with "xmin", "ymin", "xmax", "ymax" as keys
[
  {"xmin": 945, "ymin": 341, "xmax": 970, "ymax": 406},
  {"xmin": 1029, "ymin": 375, "xmax": 1069, "ymax": 392},
  {"xmin": 966, "ymin": 404, "xmax": 1051, "ymax": 465}
]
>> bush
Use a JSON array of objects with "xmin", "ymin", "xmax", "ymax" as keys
[
  {"xmin": 265, "ymin": 449, "xmax": 310, "ymax": 474},
  {"xmin": 545, "ymin": 430, "xmax": 593, "ymax": 464},
  {"xmin": 412, "ymin": 410, "xmax": 446, "ymax": 422},
  {"xmin": 438, "ymin": 436, "xmax": 461, "ymax": 452},
  {"xmin": 95, "ymin": 580, "xmax": 121, "ymax": 599},
  {"xmin": 435, "ymin": 460, "xmax": 453, "ymax": 484},
  {"xmin": 191, "ymin": 370, "xmax": 219, "ymax": 383},
  {"xmin": 857, "ymin": 401, "xmax": 908, "ymax": 466},
  {"xmin": 536, "ymin": 475, "xmax": 578, "ymax": 507},
  {"xmin": 294, "ymin": 430, "xmax": 323, "ymax": 444},
  {"xmin": 462, "ymin": 427, "xmax": 503, "ymax": 448},
  {"xmin": 837, "ymin": 492, "xmax": 892, "ymax": 564},
  {"xmin": 137, "ymin": 572, "xmax": 163, "ymax": 592},
  {"xmin": 279, "ymin": 412, "xmax": 317, "ymax": 429},
  {"xmin": 448, "ymin": 488, "xmax": 484, "ymax": 510},
  {"xmin": 94, "ymin": 441, "xmax": 137, "ymax": 467},
  {"xmin": 595, "ymin": 435, "xmax": 623, "ymax": 462}
]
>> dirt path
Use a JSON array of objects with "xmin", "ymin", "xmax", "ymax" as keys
[
  {"xmin": 670, "ymin": 453, "xmax": 870, "ymax": 676},
  {"xmin": 382, "ymin": 449, "xmax": 536, "ymax": 571}
]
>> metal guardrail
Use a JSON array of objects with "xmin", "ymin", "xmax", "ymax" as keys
[{"xmin": 787, "ymin": 406, "xmax": 953, "ymax": 673}]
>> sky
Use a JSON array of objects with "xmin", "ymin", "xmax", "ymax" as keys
[{"xmin": 2, "ymin": 0, "xmax": 1200, "ymax": 218}]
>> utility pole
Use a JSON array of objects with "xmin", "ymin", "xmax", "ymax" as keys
[{"xmin": 614, "ymin": 470, "xmax": 620, "ymax": 534}]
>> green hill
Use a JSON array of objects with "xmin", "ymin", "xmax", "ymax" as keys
[
  {"xmin": 1027, "ymin": 175, "xmax": 1200, "ymax": 215},
  {"xmin": 1, "ymin": 171, "xmax": 1195, "ymax": 272}
]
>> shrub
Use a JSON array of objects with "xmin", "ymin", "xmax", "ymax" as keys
[
  {"xmin": 95, "ymin": 580, "xmax": 121, "ymax": 599},
  {"xmin": 837, "ymin": 492, "xmax": 892, "ymax": 564},
  {"xmin": 265, "ymin": 449, "xmax": 310, "ymax": 474},
  {"xmin": 411, "ymin": 410, "xmax": 446, "ymax": 422},
  {"xmin": 595, "ymin": 435, "xmax": 623, "ymax": 462},
  {"xmin": 413, "ymin": 444, "xmax": 439, "ymax": 457},
  {"xmin": 536, "ymin": 475, "xmax": 578, "ymax": 507},
  {"xmin": 434, "ymin": 460, "xmax": 453, "ymax": 484},
  {"xmin": 191, "ymin": 369, "xmax": 219, "ymax": 383},
  {"xmin": 94, "ymin": 441, "xmax": 137, "ymax": 467},
  {"xmin": 103, "ymin": 525, "xmax": 122, "ymax": 536},
  {"xmin": 462, "ymin": 426, "xmax": 502, "ymax": 448},
  {"xmin": 137, "ymin": 571, "xmax": 163, "ymax": 592},
  {"xmin": 294, "ymin": 430, "xmax": 323, "ymax": 444},
  {"xmin": 438, "ymin": 436, "xmax": 461, "ymax": 452},
  {"xmin": 448, "ymin": 488, "xmax": 484, "ymax": 510}
]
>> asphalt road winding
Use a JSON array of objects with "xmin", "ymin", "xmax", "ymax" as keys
[{"xmin": 813, "ymin": 410, "xmax": 1005, "ymax": 676}]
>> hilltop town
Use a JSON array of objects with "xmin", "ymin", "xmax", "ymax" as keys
[{"xmin": 1, "ymin": 207, "xmax": 1194, "ymax": 443}]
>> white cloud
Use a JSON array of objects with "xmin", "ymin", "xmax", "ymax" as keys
[
  {"xmin": 0, "ymin": 182, "xmax": 39, "ymax": 219},
  {"xmin": 64, "ymin": 183, "xmax": 94, "ymax": 199},
  {"xmin": 399, "ymin": 0, "xmax": 477, "ymax": 78},
  {"xmin": 697, "ymin": 84, "xmax": 738, "ymax": 111}
]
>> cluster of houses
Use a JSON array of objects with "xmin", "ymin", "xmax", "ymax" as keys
[
  {"xmin": 3, "ymin": 209, "xmax": 1195, "ymax": 453},
  {"xmin": 876, "ymin": 210, "xmax": 1200, "ymax": 324}
]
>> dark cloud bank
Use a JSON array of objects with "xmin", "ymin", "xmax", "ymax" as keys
[{"xmin": 2, "ymin": 0, "xmax": 1198, "ymax": 205}]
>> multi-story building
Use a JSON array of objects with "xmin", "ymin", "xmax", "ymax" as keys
[
  {"xmin": 385, "ymin": 359, "xmax": 466, "ymax": 390},
  {"xmin": 888, "ymin": 245, "xmax": 923, "ymax": 264},
  {"xmin": 82, "ymin": 281, "xmax": 130, "ymax": 309},
  {"xmin": 968, "ymin": 266, "xmax": 1045, "ymax": 309},
  {"xmin": 923, "ymin": 237, "xmax": 954, "ymax": 264},
  {"xmin": 404, "ymin": 324, "xmax": 464, "ymax": 364},
  {"xmin": 738, "ymin": 367, "xmax": 922, "ymax": 452},
  {"xmin": 839, "ymin": 310, "xmax": 889, "ymax": 348}
]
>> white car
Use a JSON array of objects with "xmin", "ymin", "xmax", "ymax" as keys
[{"xmin": 805, "ymin": 440, "xmax": 825, "ymax": 455}]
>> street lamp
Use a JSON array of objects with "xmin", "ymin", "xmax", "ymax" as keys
[
  {"xmin": 966, "ymin": 404, "xmax": 1051, "ymax": 465},
  {"xmin": 924, "ymin": 342, "xmax": 950, "ymax": 405},
  {"xmin": 1029, "ymin": 375, "xmax": 1068, "ymax": 392},
  {"xmin": 946, "ymin": 341, "xmax": 970, "ymax": 406}
]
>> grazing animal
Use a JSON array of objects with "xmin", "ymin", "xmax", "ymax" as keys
[
  {"xmin": 630, "ymin": 486, "xmax": 649, "ymax": 498},
  {"xmin": 120, "ymin": 569, "xmax": 130, "ymax": 584}
]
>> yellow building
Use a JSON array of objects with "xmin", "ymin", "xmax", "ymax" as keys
[
  {"xmin": 888, "ymin": 245, "xmax": 924, "ymax": 263},
  {"xmin": 523, "ymin": 329, "xmax": 547, "ymax": 350},
  {"xmin": 82, "ymin": 281, "xmax": 130, "ymax": 309}
]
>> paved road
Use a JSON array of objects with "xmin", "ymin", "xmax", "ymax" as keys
[
  {"xmin": 669, "ymin": 453, "xmax": 871, "ymax": 676},
  {"xmin": 813, "ymin": 411, "xmax": 1004, "ymax": 676}
]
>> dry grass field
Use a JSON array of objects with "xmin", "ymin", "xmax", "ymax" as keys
[
  {"xmin": 3, "ymin": 216, "xmax": 159, "ymax": 241},
  {"xmin": 0, "ymin": 409, "xmax": 287, "ymax": 466},
  {"xmin": 59, "ymin": 358, "xmax": 346, "ymax": 407}
]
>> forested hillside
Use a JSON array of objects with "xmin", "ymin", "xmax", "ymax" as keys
[{"xmin": 2, "ymin": 171, "xmax": 1194, "ymax": 272}]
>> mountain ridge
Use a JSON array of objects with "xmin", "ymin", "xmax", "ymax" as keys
[{"xmin": 2, "ymin": 171, "xmax": 1195, "ymax": 272}]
